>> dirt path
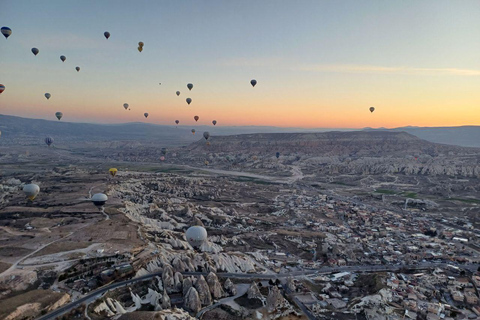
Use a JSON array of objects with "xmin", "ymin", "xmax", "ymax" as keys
[{"xmin": 0, "ymin": 223, "xmax": 93, "ymax": 278}]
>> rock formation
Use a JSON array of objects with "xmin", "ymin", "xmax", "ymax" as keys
[
  {"xmin": 183, "ymin": 287, "xmax": 202, "ymax": 313},
  {"xmin": 183, "ymin": 277, "xmax": 193, "ymax": 297},
  {"xmin": 194, "ymin": 275, "xmax": 212, "ymax": 306},
  {"xmin": 206, "ymin": 272, "xmax": 225, "ymax": 299},
  {"xmin": 224, "ymin": 278, "xmax": 237, "ymax": 296},
  {"xmin": 266, "ymin": 286, "xmax": 290, "ymax": 313}
]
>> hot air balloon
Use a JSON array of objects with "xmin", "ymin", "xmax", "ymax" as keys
[
  {"xmin": 45, "ymin": 137, "xmax": 54, "ymax": 147},
  {"xmin": 187, "ymin": 83, "xmax": 193, "ymax": 91},
  {"xmin": 45, "ymin": 93, "xmax": 51, "ymax": 100},
  {"xmin": 250, "ymin": 79, "xmax": 257, "ymax": 87},
  {"xmin": 104, "ymin": 31, "xmax": 110, "ymax": 39},
  {"xmin": 144, "ymin": 113, "xmax": 149, "ymax": 118},
  {"xmin": 194, "ymin": 116, "xmax": 199, "ymax": 122},
  {"xmin": 138, "ymin": 46, "xmax": 143, "ymax": 52},
  {"xmin": 75, "ymin": 66, "xmax": 80, "ymax": 72},
  {"xmin": 185, "ymin": 226, "xmax": 208, "ymax": 249},
  {"xmin": 203, "ymin": 132, "xmax": 210, "ymax": 140},
  {"xmin": 138, "ymin": 41, "xmax": 144, "ymax": 47},
  {"xmin": 91, "ymin": 193, "xmax": 108, "ymax": 207},
  {"xmin": 1, "ymin": 27, "xmax": 12, "ymax": 39},
  {"xmin": 31, "ymin": 48, "xmax": 39, "ymax": 56},
  {"xmin": 161, "ymin": 148, "xmax": 167, "ymax": 156},
  {"xmin": 191, "ymin": 129, "xmax": 196, "ymax": 135},
  {"xmin": 0, "ymin": 84, "xmax": 5, "ymax": 94},
  {"xmin": 276, "ymin": 152, "xmax": 280, "ymax": 159},
  {"xmin": 109, "ymin": 168, "xmax": 117, "ymax": 177},
  {"xmin": 212, "ymin": 120, "xmax": 217, "ymax": 126},
  {"xmin": 55, "ymin": 112, "xmax": 63, "ymax": 120},
  {"xmin": 204, "ymin": 160, "xmax": 209, "ymax": 166},
  {"xmin": 206, "ymin": 141, "xmax": 211, "ymax": 146},
  {"xmin": 160, "ymin": 156, "xmax": 165, "ymax": 161},
  {"xmin": 186, "ymin": 98, "xmax": 192, "ymax": 105},
  {"xmin": 176, "ymin": 91, "xmax": 180, "ymax": 96},
  {"xmin": 23, "ymin": 184, "xmax": 40, "ymax": 201},
  {"xmin": 175, "ymin": 120, "xmax": 179, "ymax": 125},
  {"xmin": 369, "ymin": 107, "xmax": 375, "ymax": 113},
  {"xmin": 60, "ymin": 55, "xmax": 66, "ymax": 62},
  {"xmin": 123, "ymin": 103, "xmax": 129, "ymax": 110}
]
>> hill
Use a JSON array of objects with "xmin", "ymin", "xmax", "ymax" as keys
[{"xmin": 188, "ymin": 131, "xmax": 474, "ymax": 157}]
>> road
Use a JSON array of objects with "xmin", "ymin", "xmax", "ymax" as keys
[
  {"xmin": 36, "ymin": 262, "xmax": 480, "ymax": 320},
  {"xmin": 0, "ymin": 222, "xmax": 93, "ymax": 278}
]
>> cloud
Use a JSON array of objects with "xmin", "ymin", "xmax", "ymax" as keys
[
  {"xmin": 218, "ymin": 58, "xmax": 480, "ymax": 76},
  {"xmin": 294, "ymin": 64, "xmax": 480, "ymax": 76}
]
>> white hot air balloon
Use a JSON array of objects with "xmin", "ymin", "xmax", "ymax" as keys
[
  {"xmin": 91, "ymin": 193, "xmax": 108, "ymax": 207},
  {"xmin": 23, "ymin": 184, "xmax": 40, "ymax": 201},
  {"xmin": 185, "ymin": 226, "xmax": 207, "ymax": 249}
]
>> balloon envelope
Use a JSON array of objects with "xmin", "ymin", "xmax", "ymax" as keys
[
  {"xmin": 75, "ymin": 66, "xmax": 80, "ymax": 72},
  {"xmin": 23, "ymin": 184, "xmax": 40, "ymax": 201},
  {"xmin": 175, "ymin": 120, "xmax": 179, "ymax": 125},
  {"xmin": 186, "ymin": 98, "xmax": 192, "ymax": 105},
  {"xmin": 250, "ymin": 79, "xmax": 257, "ymax": 87},
  {"xmin": 109, "ymin": 168, "xmax": 117, "ymax": 177},
  {"xmin": 212, "ymin": 120, "xmax": 217, "ymax": 126},
  {"xmin": 191, "ymin": 129, "xmax": 195, "ymax": 135},
  {"xmin": 276, "ymin": 152, "xmax": 280, "ymax": 159},
  {"xmin": 369, "ymin": 107, "xmax": 375, "ymax": 113},
  {"xmin": 0, "ymin": 84, "xmax": 5, "ymax": 94},
  {"xmin": 45, "ymin": 93, "xmax": 51, "ymax": 100},
  {"xmin": 144, "ymin": 113, "xmax": 149, "ymax": 118},
  {"xmin": 45, "ymin": 137, "xmax": 54, "ymax": 147},
  {"xmin": 60, "ymin": 55, "xmax": 66, "ymax": 62},
  {"xmin": 123, "ymin": 103, "xmax": 129, "ymax": 110},
  {"xmin": 55, "ymin": 112, "xmax": 63, "ymax": 120},
  {"xmin": 31, "ymin": 48, "xmax": 39, "ymax": 56},
  {"xmin": 185, "ymin": 226, "xmax": 207, "ymax": 248},
  {"xmin": 91, "ymin": 193, "xmax": 108, "ymax": 207},
  {"xmin": 104, "ymin": 31, "xmax": 110, "ymax": 39},
  {"xmin": 176, "ymin": 91, "xmax": 180, "ymax": 96},
  {"xmin": 187, "ymin": 83, "xmax": 193, "ymax": 90},
  {"xmin": 1, "ymin": 27, "xmax": 12, "ymax": 39},
  {"xmin": 137, "ymin": 46, "xmax": 143, "ymax": 52},
  {"xmin": 203, "ymin": 132, "xmax": 210, "ymax": 140},
  {"xmin": 194, "ymin": 116, "xmax": 199, "ymax": 122},
  {"xmin": 138, "ymin": 41, "xmax": 144, "ymax": 47}
]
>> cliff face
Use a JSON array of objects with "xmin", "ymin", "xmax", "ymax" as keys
[{"xmin": 188, "ymin": 131, "xmax": 467, "ymax": 156}]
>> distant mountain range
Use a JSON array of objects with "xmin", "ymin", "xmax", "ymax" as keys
[{"xmin": 0, "ymin": 114, "xmax": 478, "ymax": 148}]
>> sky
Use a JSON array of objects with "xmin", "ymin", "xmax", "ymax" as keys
[{"xmin": 1, "ymin": 0, "xmax": 480, "ymax": 128}]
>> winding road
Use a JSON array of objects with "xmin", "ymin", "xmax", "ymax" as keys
[{"xmin": 36, "ymin": 262, "xmax": 480, "ymax": 320}]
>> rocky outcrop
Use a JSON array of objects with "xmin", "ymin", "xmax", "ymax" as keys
[
  {"xmin": 183, "ymin": 277, "xmax": 194, "ymax": 297},
  {"xmin": 174, "ymin": 272, "xmax": 183, "ymax": 292},
  {"xmin": 161, "ymin": 289, "xmax": 171, "ymax": 309},
  {"xmin": 247, "ymin": 282, "xmax": 262, "ymax": 300},
  {"xmin": 5, "ymin": 303, "xmax": 41, "ymax": 320},
  {"xmin": 46, "ymin": 293, "xmax": 71, "ymax": 311},
  {"xmin": 194, "ymin": 275, "xmax": 212, "ymax": 306},
  {"xmin": 285, "ymin": 277, "xmax": 296, "ymax": 292},
  {"xmin": 266, "ymin": 286, "xmax": 290, "ymax": 313},
  {"xmin": 224, "ymin": 278, "xmax": 237, "ymax": 296},
  {"xmin": 183, "ymin": 287, "xmax": 202, "ymax": 313},
  {"xmin": 206, "ymin": 272, "xmax": 225, "ymax": 299},
  {"xmin": 118, "ymin": 308, "xmax": 196, "ymax": 320},
  {"xmin": 162, "ymin": 264, "xmax": 175, "ymax": 293}
]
